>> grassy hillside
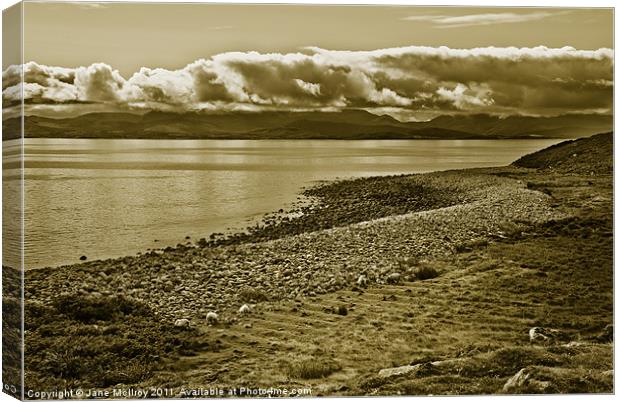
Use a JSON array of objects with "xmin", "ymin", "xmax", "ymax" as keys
[
  {"xmin": 422, "ymin": 114, "xmax": 612, "ymax": 139},
  {"xmin": 514, "ymin": 132, "xmax": 613, "ymax": 174}
]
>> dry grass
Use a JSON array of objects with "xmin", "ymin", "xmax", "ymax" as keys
[{"xmin": 286, "ymin": 358, "xmax": 342, "ymax": 380}]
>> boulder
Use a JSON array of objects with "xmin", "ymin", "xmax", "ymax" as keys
[
  {"xmin": 378, "ymin": 365, "xmax": 418, "ymax": 378},
  {"xmin": 502, "ymin": 366, "xmax": 599, "ymax": 394},
  {"xmin": 503, "ymin": 367, "xmax": 551, "ymax": 394},
  {"xmin": 378, "ymin": 360, "xmax": 452, "ymax": 379}
]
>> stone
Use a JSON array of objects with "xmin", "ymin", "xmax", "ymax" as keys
[
  {"xmin": 502, "ymin": 367, "xmax": 548, "ymax": 393},
  {"xmin": 501, "ymin": 366, "xmax": 583, "ymax": 394},
  {"xmin": 378, "ymin": 362, "xmax": 436, "ymax": 378},
  {"xmin": 378, "ymin": 365, "xmax": 417, "ymax": 378}
]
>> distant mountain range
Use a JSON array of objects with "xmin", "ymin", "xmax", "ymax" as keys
[{"xmin": 2, "ymin": 110, "xmax": 612, "ymax": 140}]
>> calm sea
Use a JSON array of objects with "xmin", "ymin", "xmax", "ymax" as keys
[{"xmin": 2, "ymin": 138, "xmax": 561, "ymax": 268}]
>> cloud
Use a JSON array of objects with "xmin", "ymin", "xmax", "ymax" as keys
[
  {"xmin": 73, "ymin": 3, "xmax": 108, "ymax": 10},
  {"xmin": 2, "ymin": 45, "xmax": 613, "ymax": 117},
  {"xmin": 208, "ymin": 25, "xmax": 234, "ymax": 31},
  {"xmin": 74, "ymin": 63, "xmax": 127, "ymax": 102},
  {"xmin": 402, "ymin": 12, "xmax": 563, "ymax": 28},
  {"xmin": 436, "ymin": 83, "xmax": 494, "ymax": 109}
]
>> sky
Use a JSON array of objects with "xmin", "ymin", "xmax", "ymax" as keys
[{"xmin": 2, "ymin": 2, "xmax": 614, "ymax": 120}]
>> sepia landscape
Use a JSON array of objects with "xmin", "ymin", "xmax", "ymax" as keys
[{"xmin": 1, "ymin": 2, "xmax": 614, "ymax": 398}]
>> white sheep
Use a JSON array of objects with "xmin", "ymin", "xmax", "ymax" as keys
[
  {"xmin": 206, "ymin": 311, "xmax": 219, "ymax": 325},
  {"xmin": 529, "ymin": 327, "xmax": 558, "ymax": 343},
  {"xmin": 357, "ymin": 274, "xmax": 368, "ymax": 287},
  {"xmin": 239, "ymin": 304, "xmax": 252, "ymax": 315},
  {"xmin": 386, "ymin": 272, "xmax": 401, "ymax": 285},
  {"xmin": 174, "ymin": 318, "xmax": 190, "ymax": 328}
]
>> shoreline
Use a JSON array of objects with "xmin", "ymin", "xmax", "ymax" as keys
[
  {"xmin": 15, "ymin": 167, "xmax": 539, "ymax": 270},
  {"xmin": 8, "ymin": 137, "xmax": 565, "ymax": 269},
  {"xmin": 24, "ymin": 166, "xmax": 566, "ymax": 319}
]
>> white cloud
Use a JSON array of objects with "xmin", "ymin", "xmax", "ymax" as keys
[
  {"xmin": 403, "ymin": 11, "xmax": 564, "ymax": 28},
  {"xmin": 73, "ymin": 3, "xmax": 108, "ymax": 10},
  {"xmin": 436, "ymin": 83, "xmax": 494, "ymax": 109},
  {"xmin": 208, "ymin": 25, "xmax": 234, "ymax": 31},
  {"xmin": 2, "ymin": 44, "xmax": 613, "ymax": 116}
]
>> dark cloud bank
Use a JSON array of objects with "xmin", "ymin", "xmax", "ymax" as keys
[{"xmin": 2, "ymin": 45, "xmax": 613, "ymax": 120}]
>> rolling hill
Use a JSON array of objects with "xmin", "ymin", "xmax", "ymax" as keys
[{"xmin": 513, "ymin": 132, "xmax": 613, "ymax": 174}]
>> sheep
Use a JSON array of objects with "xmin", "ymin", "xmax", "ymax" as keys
[
  {"xmin": 357, "ymin": 274, "xmax": 368, "ymax": 288},
  {"xmin": 386, "ymin": 272, "xmax": 401, "ymax": 285},
  {"xmin": 174, "ymin": 318, "xmax": 190, "ymax": 328},
  {"xmin": 206, "ymin": 311, "xmax": 219, "ymax": 325},
  {"xmin": 239, "ymin": 304, "xmax": 252, "ymax": 315},
  {"xmin": 529, "ymin": 327, "xmax": 559, "ymax": 343}
]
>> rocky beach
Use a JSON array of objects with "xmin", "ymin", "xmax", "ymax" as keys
[
  {"xmin": 25, "ymin": 171, "xmax": 564, "ymax": 321},
  {"xmin": 8, "ymin": 133, "xmax": 613, "ymax": 395}
]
